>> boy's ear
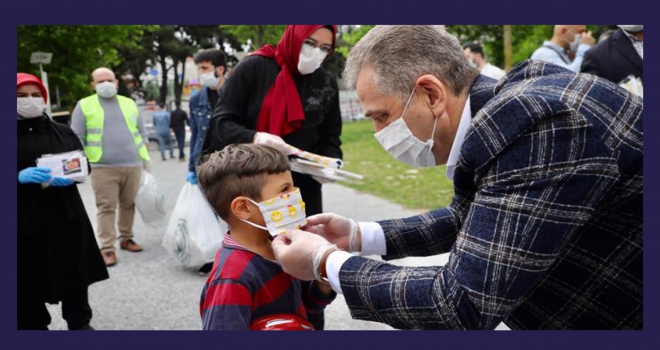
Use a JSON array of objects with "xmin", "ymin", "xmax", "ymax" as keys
[{"xmin": 230, "ymin": 197, "xmax": 253, "ymax": 220}]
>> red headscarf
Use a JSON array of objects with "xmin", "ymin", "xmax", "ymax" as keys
[
  {"xmin": 17, "ymin": 73, "xmax": 48, "ymax": 103},
  {"xmin": 251, "ymin": 25, "xmax": 337, "ymax": 137}
]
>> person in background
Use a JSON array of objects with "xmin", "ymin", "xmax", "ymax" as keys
[
  {"xmin": 71, "ymin": 67, "xmax": 149, "ymax": 266},
  {"xmin": 153, "ymin": 102, "xmax": 174, "ymax": 161},
  {"xmin": 187, "ymin": 49, "xmax": 227, "ymax": 185},
  {"xmin": 186, "ymin": 48, "xmax": 228, "ymax": 275},
  {"xmin": 463, "ymin": 43, "xmax": 506, "ymax": 80},
  {"xmin": 170, "ymin": 102, "xmax": 188, "ymax": 161},
  {"xmin": 18, "ymin": 73, "xmax": 108, "ymax": 330},
  {"xmin": 581, "ymin": 25, "xmax": 643, "ymax": 84},
  {"xmin": 197, "ymin": 144, "xmax": 335, "ymax": 330},
  {"xmin": 530, "ymin": 25, "xmax": 595, "ymax": 72},
  {"xmin": 201, "ymin": 27, "xmax": 343, "ymax": 331}
]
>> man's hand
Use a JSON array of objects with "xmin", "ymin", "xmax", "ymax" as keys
[
  {"xmin": 304, "ymin": 213, "xmax": 360, "ymax": 252},
  {"xmin": 253, "ymin": 132, "xmax": 292, "ymax": 155},
  {"xmin": 580, "ymin": 31, "xmax": 595, "ymax": 46},
  {"xmin": 272, "ymin": 229, "xmax": 337, "ymax": 281},
  {"xmin": 143, "ymin": 160, "xmax": 153, "ymax": 172}
]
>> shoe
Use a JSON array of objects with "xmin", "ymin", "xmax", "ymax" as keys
[
  {"xmin": 179, "ymin": 156, "xmax": 186, "ymax": 162},
  {"xmin": 162, "ymin": 157, "xmax": 167, "ymax": 161},
  {"xmin": 120, "ymin": 239, "xmax": 143, "ymax": 252},
  {"xmin": 170, "ymin": 155, "xmax": 175, "ymax": 159},
  {"xmin": 69, "ymin": 324, "xmax": 95, "ymax": 330},
  {"xmin": 102, "ymin": 251, "xmax": 116, "ymax": 266}
]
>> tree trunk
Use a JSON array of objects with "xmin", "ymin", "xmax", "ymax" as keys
[
  {"xmin": 177, "ymin": 58, "xmax": 186, "ymax": 105},
  {"xmin": 256, "ymin": 25, "xmax": 265, "ymax": 48},
  {"xmin": 503, "ymin": 25, "xmax": 512, "ymax": 71},
  {"xmin": 159, "ymin": 55, "xmax": 168, "ymax": 105}
]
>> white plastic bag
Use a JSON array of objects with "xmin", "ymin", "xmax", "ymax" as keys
[
  {"xmin": 134, "ymin": 171, "xmax": 167, "ymax": 223},
  {"xmin": 162, "ymin": 183, "xmax": 226, "ymax": 269}
]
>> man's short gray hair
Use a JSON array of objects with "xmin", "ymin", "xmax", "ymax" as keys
[{"xmin": 343, "ymin": 25, "xmax": 479, "ymax": 99}]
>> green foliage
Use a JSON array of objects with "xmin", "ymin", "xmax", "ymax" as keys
[
  {"xmin": 221, "ymin": 25, "xmax": 286, "ymax": 49},
  {"xmin": 340, "ymin": 120, "xmax": 454, "ymax": 210},
  {"xmin": 17, "ymin": 25, "xmax": 144, "ymax": 110}
]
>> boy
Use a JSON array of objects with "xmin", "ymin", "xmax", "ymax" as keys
[{"xmin": 197, "ymin": 144, "xmax": 336, "ymax": 330}]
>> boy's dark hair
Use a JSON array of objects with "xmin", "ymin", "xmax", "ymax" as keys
[
  {"xmin": 158, "ymin": 102, "xmax": 165, "ymax": 109},
  {"xmin": 194, "ymin": 49, "xmax": 227, "ymax": 69},
  {"xmin": 463, "ymin": 43, "xmax": 484, "ymax": 58},
  {"xmin": 197, "ymin": 144, "xmax": 290, "ymax": 221}
]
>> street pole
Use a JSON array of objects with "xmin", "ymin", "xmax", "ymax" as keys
[{"xmin": 39, "ymin": 62, "xmax": 52, "ymax": 115}]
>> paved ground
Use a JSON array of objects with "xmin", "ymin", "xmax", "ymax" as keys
[{"xmin": 45, "ymin": 151, "xmax": 506, "ymax": 330}]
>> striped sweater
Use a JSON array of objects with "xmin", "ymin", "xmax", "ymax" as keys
[{"xmin": 200, "ymin": 232, "xmax": 336, "ymax": 330}]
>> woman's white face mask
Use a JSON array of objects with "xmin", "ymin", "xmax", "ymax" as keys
[
  {"xmin": 239, "ymin": 188, "xmax": 307, "ymax": 237},
  {"xmin": 17, "ymin": 97, "xmax": 46, "ymax": 118},
  {"xmin": 374, "ymin": 88, "xmax": 438, "ymax": 168},
  {"xmin": 297, "ymin": 43, "xmax": 328, "ymax": 75}
]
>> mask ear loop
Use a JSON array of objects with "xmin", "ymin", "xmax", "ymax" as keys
[
  {"xmin": 239, "ymin": 198, "xmax": 270, "ymax": 232},
  {"xmin": 427, "ymin": 113, "xmax": 439, "ymax": 162}
]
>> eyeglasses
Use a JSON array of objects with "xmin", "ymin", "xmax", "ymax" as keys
[{"xmin": 303, "ymin": 39, "xmax": 333, "ymax": 55}]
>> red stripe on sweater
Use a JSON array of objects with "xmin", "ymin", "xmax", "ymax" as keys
[
  {"xmin": 253, "ymin": 272, "xmax": 294, "ymax": 309},
  {"xmin": 204, "ymin": 282, "xmax": 252, "ymax": 310}
]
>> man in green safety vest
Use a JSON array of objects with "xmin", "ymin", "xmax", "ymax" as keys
[{"xmin": 72, "ymin": 67, "xmax": 150, "ymax": 267}]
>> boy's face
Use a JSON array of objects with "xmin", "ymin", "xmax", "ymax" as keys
[{"xmin": 250, "ymin": 171, "xmax": 295, "ymax": 227}]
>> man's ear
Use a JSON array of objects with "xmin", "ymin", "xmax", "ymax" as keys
[
  {"xmin": 415, "ymin": 74, "xmax": 448, "ymax": 116},
  {"xmin": 215, "ymin": 66, "xmax": 226, "ymax": 78},
  {"xmin": 91, "ymin": 82, "xmax": 97, "ymax": 91},
  {"xmin": 231, "ymin": 197, "xmax": 253, "ymax": 221}
]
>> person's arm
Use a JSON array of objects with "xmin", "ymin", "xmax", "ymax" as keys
[
  {"xmin": 188, "ymin": 103, "xmax": 198, "ymax": 172},
  {"xmin": 315, "ymin": 78, "xmax": 343, "ymax": 159},
  {"xmin": 334, "ymin": 120, "xmax": 618, "ymax": 329},
  {"xmin": 70, "ymin": 102, "xmax": 86, "ymax": 145},
  {"xmin": 136, "ymin": 108, "xmax": 148, "ymax": 143},
  {"xmin": 209, "ymin": 58, "xmax": 259, "ymax": 151},
  {"xmin": 200, "ymin": 279, "xmax": 253, "ymax": 330}
]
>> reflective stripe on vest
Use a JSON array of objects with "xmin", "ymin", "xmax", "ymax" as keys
[{"xmin": 79, "ymin": 94, "xmax": 150, "ymax": 163}]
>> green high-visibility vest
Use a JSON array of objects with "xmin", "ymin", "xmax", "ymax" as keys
[{"xmin": 79, "ymin": 94, "xmax": 150, "ymax": 163}]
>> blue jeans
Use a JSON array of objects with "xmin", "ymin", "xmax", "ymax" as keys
[
  {"xmin": 157, "ymin": 132, "xmax": 174, "ymax": 160},
  {"xmin": 173, "ymin": 129, "xmax": 185, "ymax": 159}
]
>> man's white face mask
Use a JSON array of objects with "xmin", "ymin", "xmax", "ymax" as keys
[
  {"xmin": 17, "ymin": 97, "xmax": 46, "ymax": 118},
  {"xmin": 96, "ymin": 81, "xmax": 118, "ymax": 99},
  {"xmin": 297, "ymin": 43, "xmax": 328, "ymax": 75},
  {"xmin": 375, "ymin": 88, "xmax": 438, "ymax": 168},
  {"xmin": 240, "ymin": 188, "xmax": 307, "ymax": 237},
  {"xmin": 199, "ymin": 71, "xmax": 221, "ymax": 89}
]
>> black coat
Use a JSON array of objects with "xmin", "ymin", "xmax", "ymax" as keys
[
  {"xmin": 581, "ymin": 28, "xmax": 643, "ymax": 84},
  {"xmin": 202, "ymin": 55, "xmax": 344, "ymax": 216},
  {"xmin": 18, "ymin": 116, "xmax": 108, "ymax": 304}
]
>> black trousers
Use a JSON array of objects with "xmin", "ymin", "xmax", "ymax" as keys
[{"xmin": 17, "ymin": 289, "xmax": 92, "ymax": 330}]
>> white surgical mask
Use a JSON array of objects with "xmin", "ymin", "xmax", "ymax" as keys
[
  {"xmin": 297, "ymin": 43, "xmax": 328, "ymax": 75},
  {"xmin": 619, "ymin": 25, "xmax": 643, "ymax": 33},
  {"xmin": 566, "ymin": 32, "xmax": 581, "ymax": 52},
  {"xmin": 199, "ymin": 71, "xmax": 220, "ymax": 89},
  {"xmin": 240, "ymin": 188, "xmax": 307, "ymax": 237},
  {"xmin": 17, "ymin": 97, "xmax": 46, "ymax": 118},
  {"xmin": 96, "ymin": 81, "xmax": 117, "ymax": 99},
  {"xmin": 375, "ymin": 88, "xmax": 438, "ymax": 168}
]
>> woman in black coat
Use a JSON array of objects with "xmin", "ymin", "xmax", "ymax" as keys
[{"xmin": 17, "ymin": 73, "xmax": 108, "ymax": 330}]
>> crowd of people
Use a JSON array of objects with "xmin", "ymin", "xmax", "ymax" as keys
[{"xmin": 17, "ymin": 24, "xmax": 643, "ymax": 331}]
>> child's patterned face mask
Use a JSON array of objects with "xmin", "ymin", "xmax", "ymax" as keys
[{"xmin": 240, "ymin": 188, "xmax": 307, "ymax": 237}]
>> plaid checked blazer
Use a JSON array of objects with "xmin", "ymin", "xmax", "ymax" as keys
[{"xmin": 339, "ymin": 60, "xmax": 643, "ymax": 330}]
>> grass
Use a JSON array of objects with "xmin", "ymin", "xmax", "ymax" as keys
[{"xmin": 337, "ymin": 120, "xmax": 455, "ymax": 211}]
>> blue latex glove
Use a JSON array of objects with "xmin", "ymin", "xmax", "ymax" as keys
[
  {"xmin": 187, "ymin": 171, "xmax": 197, "ymax": 184},
  {"xmin": 50, "ymin": 177, "xmax": 75, "ymax": 187},
  {"xmin": 18, "ymin": 167, "xmax": 51, "ymax": 184}
]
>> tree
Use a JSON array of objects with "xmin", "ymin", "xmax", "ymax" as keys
[
  {"xmin": 17, "ymin": 25, "xmax": 144, "ymax": 110},
  {"xmin": 221, "ymin": 25, "xmax": 286, "ymax": 50}
]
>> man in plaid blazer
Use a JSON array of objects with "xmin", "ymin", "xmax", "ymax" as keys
[{"xmin": 273, "ymin": 26, "xmax": 643, "ymax": 330}]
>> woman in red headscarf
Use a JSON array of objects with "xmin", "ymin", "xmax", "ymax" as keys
[
  {"xmin": 201, "ymin": 25, "xmax": 342, "ymax": 329},
  {"xmin": 17, "ymin": 73, "xmax": 108, "ymax": 330}
]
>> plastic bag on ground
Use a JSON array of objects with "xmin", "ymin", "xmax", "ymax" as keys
[{"xmin": 134, "ymin": 171, "xmax": 167, "ymax": 223}]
